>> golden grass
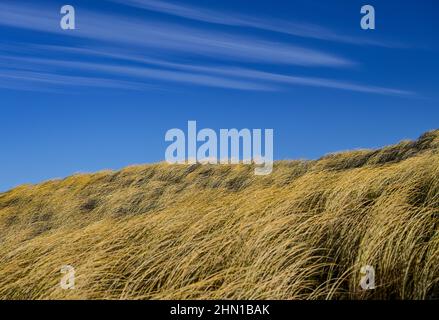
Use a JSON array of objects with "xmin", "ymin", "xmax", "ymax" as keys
[{"xmin": 0, "ymin": 130, "xmax": 438, "ymax": 300}]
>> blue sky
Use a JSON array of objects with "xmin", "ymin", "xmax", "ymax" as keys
[{"xmin": 0, "ymin": 0, "xmax": 438, "ymax": 191}]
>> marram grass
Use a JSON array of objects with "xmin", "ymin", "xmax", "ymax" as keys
[{"xmin": 0, "ymin": 130, "xmax": 438, "ymax": 300}]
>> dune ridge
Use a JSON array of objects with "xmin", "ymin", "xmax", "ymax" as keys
[{"xmin": 0, "ymin": 130, "xmax": 438, "ymax": 300}]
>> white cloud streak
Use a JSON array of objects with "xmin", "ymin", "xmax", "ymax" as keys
[
  {"xmin": 0, "ymin": 55, "xmax": 277, "ymax": 92},
  {"xmin": 0, "ymin": 2, "xmax": 353, "ymax": 67},
  {"xmin": 0, "ymin": 2, "xmax": 411, "ymax": 95},
  {"xmin": 0, "ymin": 49, "xmax": 414, "ymax": 96},
  {"xmin": 109, "ymin": 0, "xmax": 394, "ymax": 47}
]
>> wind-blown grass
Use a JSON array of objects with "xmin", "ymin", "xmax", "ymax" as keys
[{"xmin": 0, "ymin": 130, "xmax": 438, "ymax": 300}]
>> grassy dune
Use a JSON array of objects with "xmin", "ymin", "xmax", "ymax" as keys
[{"xmin": 0, "ymin": 130, "xmax": 438, "ymax": 300}]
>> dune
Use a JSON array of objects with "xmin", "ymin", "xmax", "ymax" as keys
[{"xmin": 0, "ymin": 130, "xmax": 438, "ymax": 300}]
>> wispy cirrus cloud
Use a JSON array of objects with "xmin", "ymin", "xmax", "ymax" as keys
[
  {"xmin": 0, "ymin": 70, "xmax": 154, "ymax": 92},
  {"xmin": 108, "ymin": 0, "xmax": 396, "ymax": 47},
  {"xmin": 36, "ymin": 44, "xmax": 414, "ymax": 96},
  {"xmin": 0, "ymin": 1, "xmax": 413, "ymax": 95},
  {"xmin": 0, "ymin": 2, "xmax": 353, "ymax": 68},
  {"xmin": 0, "ymin": 53, "xmax": 277, "ymax": 92},
  {"xmin": 0, "ymin": 46, "xmax": 414, "ymax": 96}
]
